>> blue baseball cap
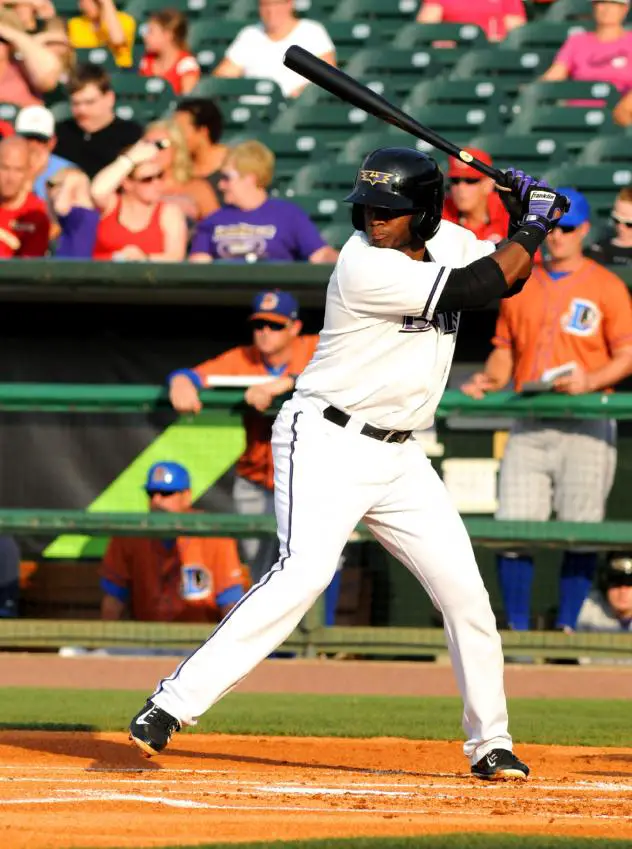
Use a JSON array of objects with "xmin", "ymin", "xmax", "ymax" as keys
[
  {"xmin": 556, "ymin": 187, "xmax": 591, "ymax": 228},
  {"xmin": 144, "ymin": 461, "xmax": 191, "ymax": 493},
  {"xmin": 249, "ymin": 289, "xmax": 299, "ymax": 325}
]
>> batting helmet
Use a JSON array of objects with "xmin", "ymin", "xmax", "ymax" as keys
[
  {"xmin": 599, "ymin": 552, "xmax": 632, "ymax": 593},
  {"xmin": 344, "ymin": 147, "xmax": 444, "ymax": 241}
]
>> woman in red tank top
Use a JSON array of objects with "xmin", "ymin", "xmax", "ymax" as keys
[
  {"xmin": 139, "ymin": 9, "xmax": 200, "ymax": 96},
  {"xmin": 91, "ymin": 139, "xmax": 187, "ymax": 261}
]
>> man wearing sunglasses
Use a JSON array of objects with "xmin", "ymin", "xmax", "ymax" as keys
[
  {"xmin": 587, "ymin": 187, "xmax": 632, "ymax": 266},
  {"xmin": 576, "ymin": 551, "xmax": 632, "ymax": 632},
  {"xmin": 442, "ymin": 148, "xmax": 510, "ymax": 245},
  {"xmin": 168, "ymin": 289, "xmax": 318, "ymax": 586},
  {"xmin": 463, "ymin": 187, "xmax": 632, "ymax": 635}
]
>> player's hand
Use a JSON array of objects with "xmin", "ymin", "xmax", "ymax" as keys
[
  {"xmin": 124, "ymin": 140, "xmax": 160, "ymax": 167},
  {"xmin": 553, "ymin": 364, "xmax": 592, "ymax": 395},
  {"xmin": 461, "ymin": 372, "xmax": 495, "ymax": 400},
  {"xmin": 517, "ymin": 184, "xmax": 570, "ymax": 235},
  {"xmin": 498, "ymin": 168, "xmax": 541, "ymax": 225},
  {"xmin": 169, "ymin": 374, "xmax": 202, "ymax": 413},
  {"xmin": 245, "ymin": 384, "xmax": 275, "ymax": 412}
]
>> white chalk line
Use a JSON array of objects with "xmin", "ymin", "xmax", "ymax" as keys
[{"xmin": 1, "ymin": 791, "xmax": 632, "ymax": 822}]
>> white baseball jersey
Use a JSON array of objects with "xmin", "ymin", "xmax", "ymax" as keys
[{"xmin": 296, "ymin": 220, "xmax": 496, "ymax": 431}]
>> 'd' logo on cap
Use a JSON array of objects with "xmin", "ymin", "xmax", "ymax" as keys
[
  {"xmin": 360, "ymin": 169, "xmax": 394, "ymax": 186},
  {"xmin": 152, "ymin": 465, "xmax": 173, "ymax": 484},
  {"xmin": 259, "ymin": 292, "xmax": 279, "ymax": 311}
]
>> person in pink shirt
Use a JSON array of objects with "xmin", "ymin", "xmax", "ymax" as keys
[
  {"xmin": 541, "ymin": 0, "xmax": 632, "ymax": 93},
  {"xmin": 416, "ymin": 0, "xmax": 526, "ymax": 42}
]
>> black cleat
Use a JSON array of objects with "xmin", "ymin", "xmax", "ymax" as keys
[
  {"xmin": 471, "ymin": 748, "xmax": 529, "ymax": 781},
  {"xmin": 129, "ymin": 700, "xmax": 180, "ymax": 757}
]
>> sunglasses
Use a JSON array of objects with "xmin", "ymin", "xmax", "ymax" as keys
[
  {"xmin": 611, "ymin": 213, "xmax": 632, "ymax": 228},
  {"xmin": 133, "ymin": 170, "xmax": 165, "ymax": 184},
  {"xmin": 46, "ymin": 179, "xmax": 61, "ymax": 190},
  {"xmin": 450, "ymin": 177, "xmax": 481, "ymax": 186},
  {"xmin": 251, "ymin": 319, "xmax": 288, "ymax": 331}
]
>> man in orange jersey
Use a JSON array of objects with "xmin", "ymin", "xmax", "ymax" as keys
[
  {"xmin": 442, "ymin": 147, "xmax": 510, "ymax": 245},
  {"xmin": 462, "ymin": 188, "xmax": 632, "ymax": 633},
  {"xmin": 100, "ymin": 461, "xmax": 246, "ymax": 622},
  {"xmin": 169, "ymin": 289, "xmax": 319, "ymax": 585}
]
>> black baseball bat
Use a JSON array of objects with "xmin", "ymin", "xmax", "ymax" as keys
[{"xmin": 283, "ymin": 44, "xmax": 506, "ymax": 185}]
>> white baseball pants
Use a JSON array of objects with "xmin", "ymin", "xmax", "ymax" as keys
[{"xmin": 152, "ymin": 394, "xmax": 512, "ymax": 764}]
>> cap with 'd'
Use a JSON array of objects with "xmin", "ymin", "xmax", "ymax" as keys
[
  {"xmin": 448, "ymin": 148, "xmax": 493, "ymax": 179},
  {"xmin": 250, "ymin": 289, "xmax": 299, "ymax": 324},
  {"xmin": 15, "ymin": 105, "xmax": 55, "ymax": 141},
  {"xmin": 556, "ymin": 187, "xmax": 591, "ymax": 228},
  {"xmin": 144, "ymin": 461, "xmax": 191, "ymax": 493}
]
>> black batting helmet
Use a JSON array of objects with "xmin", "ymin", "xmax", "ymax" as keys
[{"xmin": 344, "ymin": 147, "xmax": 444, "ymax": 241}]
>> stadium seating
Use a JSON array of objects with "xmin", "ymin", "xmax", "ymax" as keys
[
  {"xmin": 333, "ymin": 0, "xmax": 419, "ymax": 43},
  {"xmin": 468, "ymin": 133, "xmax": 565, "ymax": 171},
  {"xmin": 577, "ymin": 136, "xmax": 632, "ymax": 166},
  {"xmin": 511, "ymin": 80, "xmax": 620, "ymax": 119},
  {"xmin": 294, "ymin": 0, "xmax": 343, "ymax": 18},
  {"xmin": 335, "ymin": 129, "xmax": 442, "ymax": 164},
  {"xmin": 270, "ymin": 102, "xmax": 380, "ymax": 149},
  {"xmin": 392, "ymin": 23, "xmax": 487, "ymax": 70},
  {"xmin": 287, "ymin": 162, "xmax": 357, "ymax": 195},
  {"xmin": 284, "ymin": 192, "xmax": 348, "ymax": 224},
  {"xmin": 188, "ymin": 20, "xmax": 246, "ymax": 74},
  {"xmin": 189, "ymin": 78, "xmax": 284, "ymax": 127},
  {"xmin": 508, "ymin": 105, "xmax": 619, "ymax": 154},
  {"xmin": 404, "ymin": 78, "xmax": 503, "ymax": 112},
  {"xmin": 320, "ymin": 221, "xmax": 352, "ymax": 250},
  {"xmin": 450, "ymin": 48, "xmax": 556, "ymax": 98},
  {"xmin": 109, "ymin": 73, "xmax": 175, "ymax": 123},
  {"xmin": 323, "ymin": 22, "xmax": 380, "ymax": 65},
  {"xmin": 344, "ymin": 48, "xmax": 439, "ymax": 100},
  {"xmin": 503, "ymin": 20, "xmax": 592, "ymax": 50},
  {"xmin": 542, "ymin": 164, "xmax": 632, "ymax": 221},
  {"xmin": 224, "ymin": 131, "xmax": 327, "ymax": 192},
  {"xmin": 124, "ymin": 0, "xmax": 219, "ymax": 23},
  {"xmin": 542, "ymin": 0, "xmax": 601, "ymax": 22}
]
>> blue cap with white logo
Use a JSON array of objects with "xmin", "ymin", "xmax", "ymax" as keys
[
  {"xmin": 249, "ymin": 289, "xmax": 299, "ymax": 324},
  {"xmin": 556, "ymin": 187, "xmax": 591, "ymax": 228},
  {"xmin": 144, "ymin": 461, "xmax": 191, "ymax": 493}
]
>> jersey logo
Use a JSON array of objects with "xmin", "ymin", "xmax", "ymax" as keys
[
  {"xmin": 400, "ymin": 311, "xmax": 459, "ymax": 334},
  {"xmin": 561, "ymin": 298, "xmax": 601, "ymax": 337},
  {"xmin": 360, "ymin": 169, "xmax": 394, "ymax": 186},
  {"xmin": 180, "ymin": 563, "xmax": 213, "ymax": 601}
]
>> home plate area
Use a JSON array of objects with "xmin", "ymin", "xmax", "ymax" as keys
[{"xmin": 1, "ymin": 732, "xmax": 632, "ymax": 848}]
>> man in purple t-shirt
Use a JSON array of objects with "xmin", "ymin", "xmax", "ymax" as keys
[{"xmin": 189, "ymin": 140, "xmax": 338, "ymax": 263}]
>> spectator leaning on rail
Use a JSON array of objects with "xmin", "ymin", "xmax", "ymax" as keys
[
  {"xmin": 0, "ymin": 6, "xmax": 61, "ymax": 106},
  {"xmin": 189, "ymin": 141, "xmax": 338, "ymax": 263},
  {"xmin": 416, "ymin": 0, "xmax": 526, "ymax": 42},
  {"xmin": 100, "ymin": 462, "xmax": 246, "ymax": 623},
  {"xmin": 576, "ymin": 551, "xmax": 632, "ymax": 632},
  {"xmin": 461, "ymin": 188, "xmax": 632, "ymax": 633},
  {"xmin": 586, "ymin": 187, "xmax": 632, "ymax": 267},
  {"xmin": 174, "ymin": 98, "xmax": 228, "ymax": 204},
  {"xmin": 139, "ymin": 8, "xmax": 201, "ymax": 96},
  {"xmin": 68, "ymin": 0, "xmax": 136, "ymax": 68},
  {"xmin": 90, "ymin": 138, "xmax": 187, "ymax": 261},
  {"xmin": 442, "ymin": 148, "xmax": 510, "ymax": 245},
  {"xmin": 541, "ymin": 0, "xmax": 632, "ymax": 95},
  {"xmin": 54, "ymin": 64, "xmax": 143, "ymax": 179},
  {"xmin": 213, "ymin": 0, "xmax": 336, "ymax": 99},
  {"xmin": 0, "ymin": 136, "xmax": 49, "ymax": 258},
  {"xmin": 169, "ymin": 289, "xmax": 318, "ymax": 584},
  {"xmin": 14, "ymin": 104, "xmax": 75, "ymax": 201}
]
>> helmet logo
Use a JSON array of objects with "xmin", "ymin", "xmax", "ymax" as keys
[{"xmin": 360, "ymin": 169, "xmax": 394, "ymax": 186}]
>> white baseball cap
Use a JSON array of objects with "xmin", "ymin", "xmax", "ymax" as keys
[{"xmin": 15, "ymin": 105, "xmax": 55, "ymax": 141}]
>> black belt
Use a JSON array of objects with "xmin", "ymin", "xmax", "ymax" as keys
[{"xmin": 323, "ymin": 405, "xmax": 412, "ymax": 444}]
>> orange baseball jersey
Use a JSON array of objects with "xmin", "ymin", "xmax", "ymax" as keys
[
  {"xmin": 493, "ymin": 258, "xmax": 632, "ymax": 391},
  {"xmin": 100, "ymin": 533, "xmax": 245, "ymax": 623},
  {"xmin": 182, "ymin": 335, "xmax": 319, "ymax": 490}
]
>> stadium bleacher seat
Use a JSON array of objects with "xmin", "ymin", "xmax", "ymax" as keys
[
  {"xmin": 468, "ymin": 133, "xmax": 564, "ymax": 171},
  {"xmin": 188, "ymin": 20, "xmax": 247, "ymax": 74},
  {"xmin": 320, "ymin": 221, "xmax": 353, "ymax": 250},
  {"xmin": 109, "ymin": 73, "xmax": 175, "ymax": 123},
  {"xmin": 283, "ymin": 192, "xmax": 348, "ymax": 224},
  {"xmin": 503, "ymin": 20, "xmax": 592, "ymax": 49},
  {"xmin": 125, "ymin": 0, "xmax": 217, "ymax": 23},
  {"xmin": 577, "ymin": 136, "xmax": 632, "ymax": 166},
  {"xmin": 75, "ymin": 46, "xmax": 142, "ymax": 71},
  {"xmin": 188, "ymin": 78, "xmax": 283, "ymax": 126},
  {"xmin": 323, "ymin": 22, "xmax": 379, "ymax": 65},
  {"xmin": 335, "ymin": 129, "xmax": 441, "ymax": 163},
  {"xmin": 270, "ymin": 102, "xmax": 380, "ymax": 149},
  {"xmin": 450, "ymin": 48, "xmax": 556, "ymax": 98},
  {"xmin": 406, "ymin": 103, "xmax": 501, "ymax": 136},
  {"xmin": 542, "ymin": 0, "xmax": 600, "ymax": 23},
  {"xmin": 287, "ymin": 161, "xmax": 357, "ymax": 195},
  {"xmin": 508, "ymin": 104, "xmax": 619, "ymax": 154},
  {"xmin": 511, "ymin": 80, "xmax": 620, "ymax": 121},
  {"xmin": 294, "ymin": 0, "xmax": 348, "ymax": 19},
  {"xmin": 53, "ymin": 0, "xmax": 86, "ymax": 17},
  {"xmin": 333, "ymin": 0, "xmax": 419, "ymax": 43},
  {"xmin": 344, "ymin": 48, "xmax": 439, "ymax": 99},
  {"xmin": 391, "ymin": 22, "xmax": 487, "ymax": 69},
  {"xmin": 542, "ymin": 164, "xmax": 632, "ymax": 221},
  {"xmin": 405, "ymin": 78, "xmax": 503, "ymax": 112}
]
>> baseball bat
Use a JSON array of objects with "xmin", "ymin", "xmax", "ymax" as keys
[{"xmin": 283, "ymin": 45, "xmax": 506, "ymax": 185}]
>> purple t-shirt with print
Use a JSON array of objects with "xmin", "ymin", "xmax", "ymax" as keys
[
  {"xmin": 189, "ymin": 197, "xmax": 325, "ymax": 261},
  {"xmin": 56, "ymin": 207, "xmax": 100, "ymax": 259}
]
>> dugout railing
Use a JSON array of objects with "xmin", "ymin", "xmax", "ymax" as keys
[{"xmin": 0, "ymin": 384, "xmax": 631, "ymax": 662}]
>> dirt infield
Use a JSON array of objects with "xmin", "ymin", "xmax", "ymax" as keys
[{"xmin": 2, "ymin": 732, "xmax": 632, "ymax": 848}]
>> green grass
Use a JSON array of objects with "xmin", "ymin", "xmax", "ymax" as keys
[
  {"xmin": 2, "ymin": 688, "xmax": 631, "ymax": 747},
  {"xmin": 73, "ymin": 838, "xmax": 632, "ymax": 849}
]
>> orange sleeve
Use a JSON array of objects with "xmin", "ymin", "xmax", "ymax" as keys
[
  {"xmin": 492, "ymin": 301, "xmax": 513, "ymax": 349},
  {"xmin": 193, "ymin": 347, "xmax": 252, "ymax": 386},
  {"xmin": 206, "ymin": 538, "xmax": 246, "ymax": 607},
  {"xmin": 600, "ymin": 270, "xmax": 632, "ymax": 353},
  {"xmin": 100, "ymin": 538, "xmax": 132, "ymax": 599}
]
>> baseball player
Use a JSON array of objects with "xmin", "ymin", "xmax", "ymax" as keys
[
  {"xmin": 129, "ymin": 148, "xmax": 569, "ymax": 781},
  {"xmin": 462, "ymin": 189, "xmax": 632, "ymax": 633}
]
